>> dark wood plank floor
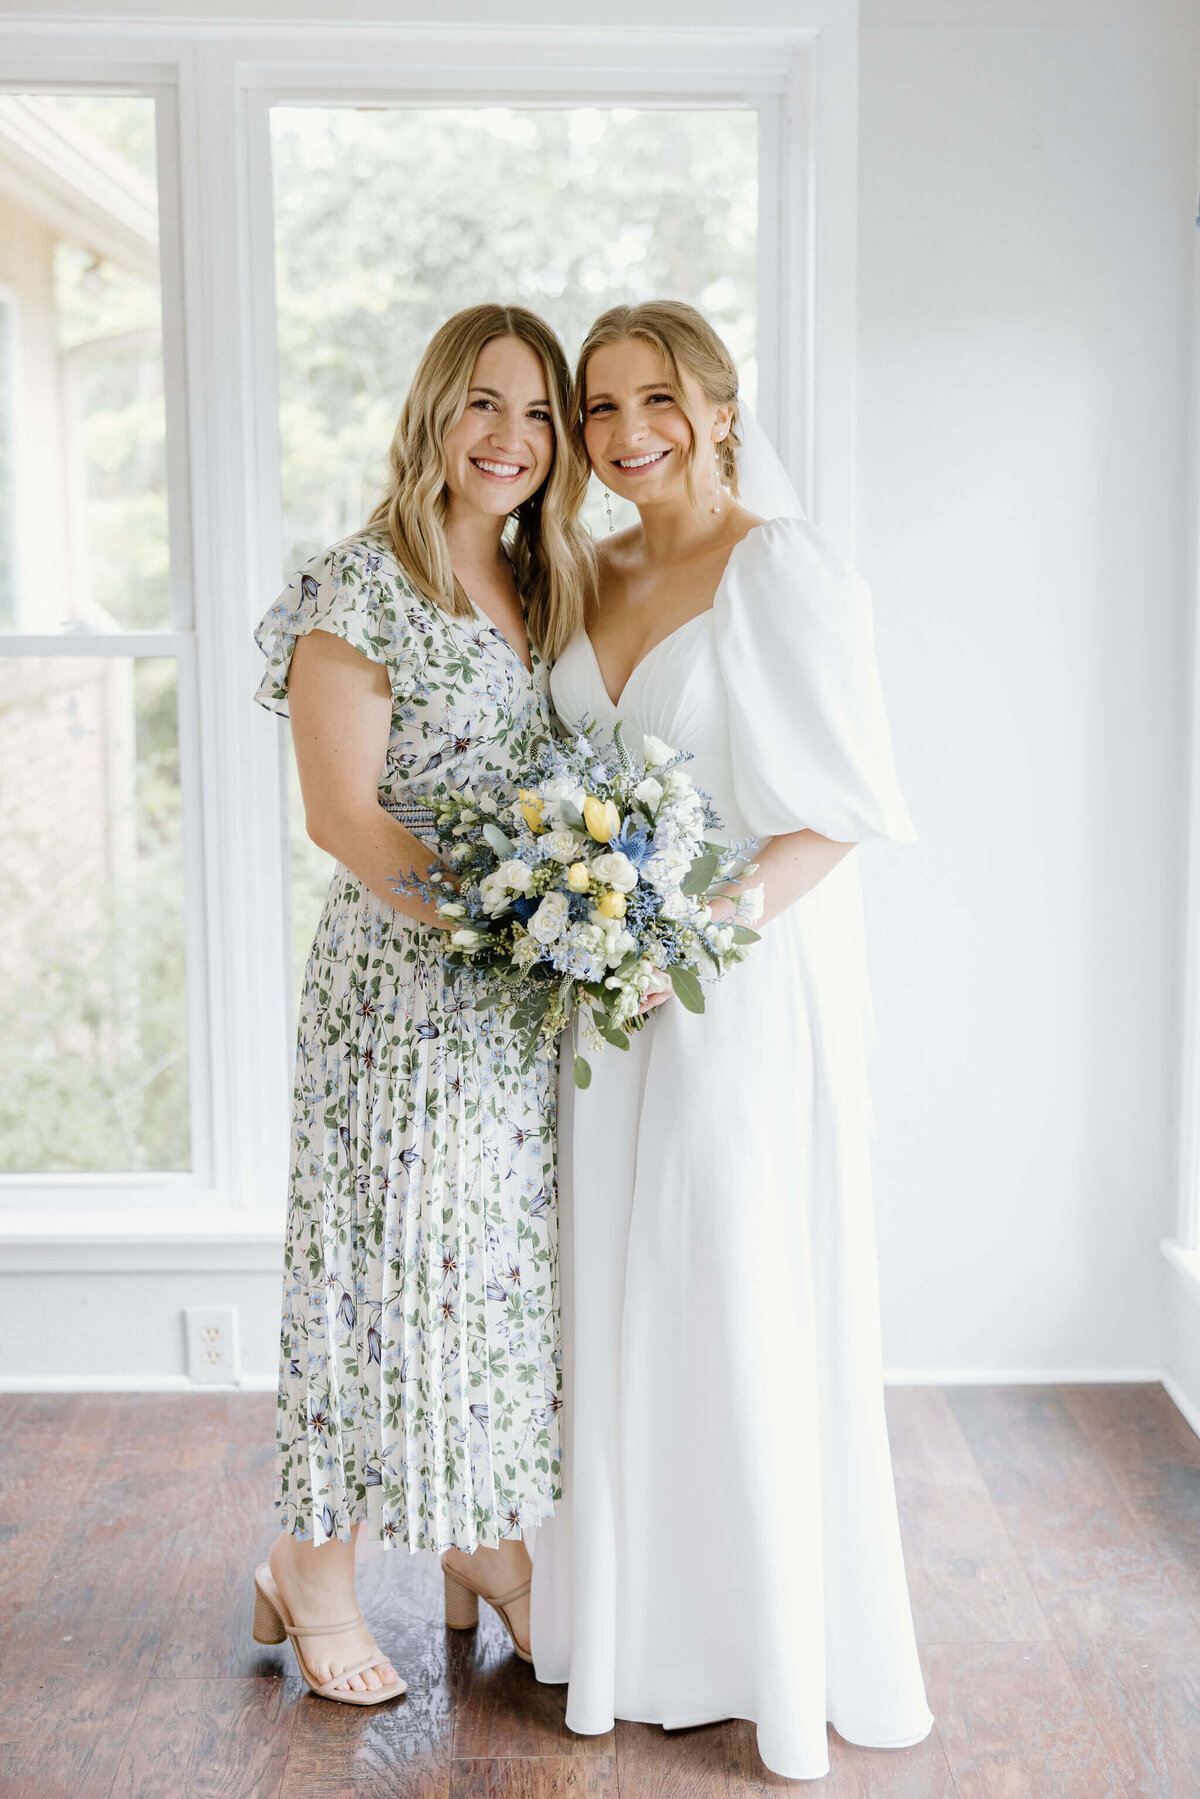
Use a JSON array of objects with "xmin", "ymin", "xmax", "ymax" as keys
[{"xmin": 1, "ymin": 1384, "xmax": 1197, "ymax": 1797}]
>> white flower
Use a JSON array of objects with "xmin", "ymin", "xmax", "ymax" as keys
[
  {"xmin": 642, "ymin": 733, "xmax": 674, "ymax": 767},
  {"xmin": 601, "ymin": 925, "xmax": 636, "ymax": 967},
  {"xmin": 438, "ymin": 901, "xmax": 468, "ymax": 919},
  {"xmin": 658, "ymin": 888, "xmax": 693, "ymax": 922},
  {"xmin": 633, "ymin": 776, "xmax": 663, "ymax": 811},
  {"xmin": 540, "ymin": 828, "xmax": 585, "ymax": 863},
  {"xmin": 478, "ymin": 857, "xmax": 533, "ymax": 916},
  {"xmin": 450, "ymin": 926, "xmax": 488, "ymax": 950},
  {"xmin": 590, "ymin": 850, "xmax": 638, "ymax": 893},
  {"xmin": 512, "ymin": 930, "xmax": 541, "ymax": 970},
  {"xmin": 706, "ymin": 923, "xmax": 736, "ymax": 955},
  {"xmin": 539, "ymin": 775, "xmax": 588, "ymax": 826},
  {"xmin": 527, "ymin": 891, "xmax": 570, "ymax": 944},
  {"xmin": 568, "ymin": 922, "xmax": 608, "ymax": 959},
  {"xmin": 736, "ymin": 883, "xmax": 765, "ymax": 925},
  {"xmin": 542, "ymin": 776, "xmax": 588, "ymax": 808},
  {"xmin": 643, "ymin": 845, "xmax": 692, "ymax": 892},
  {"xmin": 478, "ymin": 794, "xmax": 499, "ymax": 815}
]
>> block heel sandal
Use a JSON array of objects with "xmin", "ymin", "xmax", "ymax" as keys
[
  {"xmin": 441, "ymin": 1552, "xmax": 532, "ymax": 1663},
  {"xmin": 252, "ymin": 1562, "xmax": 406, "ymax": 1705}
]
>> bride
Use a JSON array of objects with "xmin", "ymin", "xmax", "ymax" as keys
[{"xmin": 527, "ymin": 300, "xmax": 934, "ymax": 1780}]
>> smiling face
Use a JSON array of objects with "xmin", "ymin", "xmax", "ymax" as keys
[
  {"xmin": 582, "ymin": 336, "xmax": 731, "ymax": 510},
  {"xmin": 442, "ymin": 334, "xmax": 555, "ymax": 518}
]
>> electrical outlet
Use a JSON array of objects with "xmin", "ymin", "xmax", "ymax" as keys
[{"xmin": 184, "ymin": 1305, "xmax": 241, "ymax": 1384}]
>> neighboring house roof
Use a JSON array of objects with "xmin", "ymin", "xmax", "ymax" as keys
[{"xmin": 0, "ymin": 95, "xmax": 158, "ymax": 278}]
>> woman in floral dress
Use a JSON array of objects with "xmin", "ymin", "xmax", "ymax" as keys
[{"xmin": 249, "ymin": 305, "xmax": 592, "ymax": 1702}]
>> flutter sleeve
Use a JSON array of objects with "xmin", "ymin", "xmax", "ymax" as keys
[
  {"xmin": 252, "ymin": 533, "xmax": 422, "ymax": 720},
  {"xmin": 712, "ymin": 515, "xmax": 917, "ymax": 844}
]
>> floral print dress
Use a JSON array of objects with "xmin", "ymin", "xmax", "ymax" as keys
[{"xmin": 253, "ymin": 530, "xmax": 560, "ymax": 1553}]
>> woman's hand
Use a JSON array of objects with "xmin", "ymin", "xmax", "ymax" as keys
[{"xmin": 639, "ymin": 969, "xmax": 674, "ymax": 1015}]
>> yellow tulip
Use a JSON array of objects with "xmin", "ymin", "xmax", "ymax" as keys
[
  {"xmin": 566, "ymin": 862, "xmax": 591, "ymax": 893},
  {"xmin": 583, "ymin": 795, "xmax": 621, "ymax": 843},
  {"xmin": 518, "ymin": 789, "xmax": 546, "ymax": 834},
  {"xmin": 596, "ymin": 888, "xmax": 626, "ymax": 919}
]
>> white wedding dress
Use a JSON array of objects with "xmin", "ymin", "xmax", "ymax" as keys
[{"xmin": 528, "ymin": 514, "xmax": 935, "ymax": 1781}]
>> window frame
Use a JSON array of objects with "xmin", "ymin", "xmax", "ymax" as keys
[{"xmin": 0, "ymin": 12, "xmax": 860, "ymax": 1265}]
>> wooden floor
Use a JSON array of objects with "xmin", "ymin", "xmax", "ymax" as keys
[{"xmin": 2, "ymin": 1384, "xmax": 1199, "ymax": 1798}]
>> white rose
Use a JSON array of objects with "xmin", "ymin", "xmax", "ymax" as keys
[
  {"xmin": 479, "ymin": 857, "xmax": 533, "ymax": 916},
  {"xmin": 540, "ymin": 828, "xmax": 585, "ymax": 863},
  {"xmin": 590, "ymin": 851, "xmax": 639, "ymax": 893},
  {"xmin": 633, "ymin": 776, "xmax": 663, "ymax": 811},
  {"xmin": 450, "ymin": 926, "xmax": 488, "ymax": 950},
  {"xmin": 542, "ymin": 776, "xmax": 588, "ymax": 808},
  {"xmin": 478, "ymin": 872, "xmax": 508, "ymax": 915},
  {"xmin": 496, "ymin": 858, "xmax": 534, "ymax": 893},
  {"xmin": 642, "ymin": 734, "xmax": 674, "ymax": 767},
  {"xmin": 527, "ymin": 891, "xmax": 570, "ymax": 944}
]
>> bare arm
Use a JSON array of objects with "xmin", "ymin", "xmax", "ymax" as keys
[
  {"xmin": 641, "ymin": 826, "xmax": 854, "ymax": 1013},
  {"xmin": 287, "ymin": 629, "xmax": 447, "ymax": 929},
  {"xmin": 716, "ymin": 827, "xmax": 856, "ymax": 928}
]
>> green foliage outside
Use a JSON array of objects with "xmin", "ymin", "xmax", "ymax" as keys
[{"xmin": 0, "ymin": 658, "xmax": 189, "ymax": 1172}]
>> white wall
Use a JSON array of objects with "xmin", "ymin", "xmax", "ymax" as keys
[
  {"xmin": 1, "ymin": 0, "xmax": 1197, "ymax": 1390},
  {"xmin": 857, "ymin": 0, "xmax": 1199, "ymax": 1376}
]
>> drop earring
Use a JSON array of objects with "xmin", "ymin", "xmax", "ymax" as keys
[
  {"xmin": 711, "ymin": 441, "xmax": 724, "ymax": 516},
  {"xmin": 604, "ymin": 488, "xmax": 614, "ymax": 533}
]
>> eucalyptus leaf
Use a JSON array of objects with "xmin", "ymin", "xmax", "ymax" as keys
[
  {"xmin": 680, "ymin": 851, "xmax": 720, "ymax": 897},
  {"xmin": 668, "ymin": 963, "xmax": 706, "ymax": 1014},
  {"xmin": 731, "ymin": 925, "xmax": 761, "ymax": 944},
  {"xmin": 560, "ymin": 800, "xmax": 585, "ymax": 829},
  {"xmin": 599, "ymin": 1023, "xmax": 630, "ymax": 1050},
  {"xmin": 481, "ymin": 821, "xmax": 515, "ymax": 859},
  {"xmin": 573, "ymin": 1053, "xmax": 593, "ymax": 1090}
]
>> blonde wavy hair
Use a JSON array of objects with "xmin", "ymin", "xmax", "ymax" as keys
[
  {"xmin": 368, "ymin": 304, "xmax": 594, "ymax": 661},
  {"xmin": 574, "ymin": 300, "xmax": 743, "ymax": 510}
]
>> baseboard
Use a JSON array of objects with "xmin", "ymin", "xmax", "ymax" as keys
[
  {"xmin": 883, "ymin": 1367, "xmax": 1166, "ymax": 1386},
  {"xmin": 0, "ymin": 1373, "xmax": 278, "ymax": 1392},
  {"xmin": 1161, "ymin": 1370, "xmax": 1200, "ymax": 1440},
  {"xmin": 0, "ymin": 1367, "xmax": 1168, "ymax": 1394}
]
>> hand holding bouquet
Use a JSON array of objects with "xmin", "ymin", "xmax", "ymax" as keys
[{"xmin": 396, "ymin": 723, "xmax": 762, "ymax": 1086}]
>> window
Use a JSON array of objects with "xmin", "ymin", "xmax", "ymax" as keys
[{"xmin": 0, "ymin": 92, "xmax": 195, "ymax": 1179}]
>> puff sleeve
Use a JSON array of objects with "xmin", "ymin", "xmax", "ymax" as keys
[
  {"xmin": 712, "ymin": 515, "xmax": 917, "ymax": 844},
  {"xmin": 252, "ymin": 533, "xmax": 421, "ymax": 720}
]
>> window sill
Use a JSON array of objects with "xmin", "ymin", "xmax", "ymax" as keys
[
  {"xmin": 1161, "ymin": 1238, "xmax": 1200, "ymax": 1305},
  {"xmin": 0, "ymin": 1207, "xmax": 285, "ymax": 1272}
]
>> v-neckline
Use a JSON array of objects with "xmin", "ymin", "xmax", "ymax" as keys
[
  {"xmin": 582, "ymin": 609, "xmax": 710, "ymax": 712},
  {"xmin": 467, "ymin": 597, "xmax": 537, "ymax": 679},
  {"xmin": 583, "ymin": 524, "xmax": 763, "ymax": 711}
]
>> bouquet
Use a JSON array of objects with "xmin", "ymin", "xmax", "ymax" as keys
[{"xmin": 398, "ymin": 723, "xmax": 762, "ymax": 1087}]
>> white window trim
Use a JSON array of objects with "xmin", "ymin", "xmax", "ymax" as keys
[
  {"xmin": 1163, "ymin": 134, "xmax": 1200, "ymax": 1304},
  {"xmin": 0, "ymin": 8, "xmax": 860, "ymax": 1263}
]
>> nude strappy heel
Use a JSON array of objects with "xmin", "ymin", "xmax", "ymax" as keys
[
  {"xmin": 252, "ymin": 1561, "xmax": 406, "ymax": 1704},
  {"xmin": 441, "ymin": 1551, "xmax": 532, "ymax": 1663}
]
